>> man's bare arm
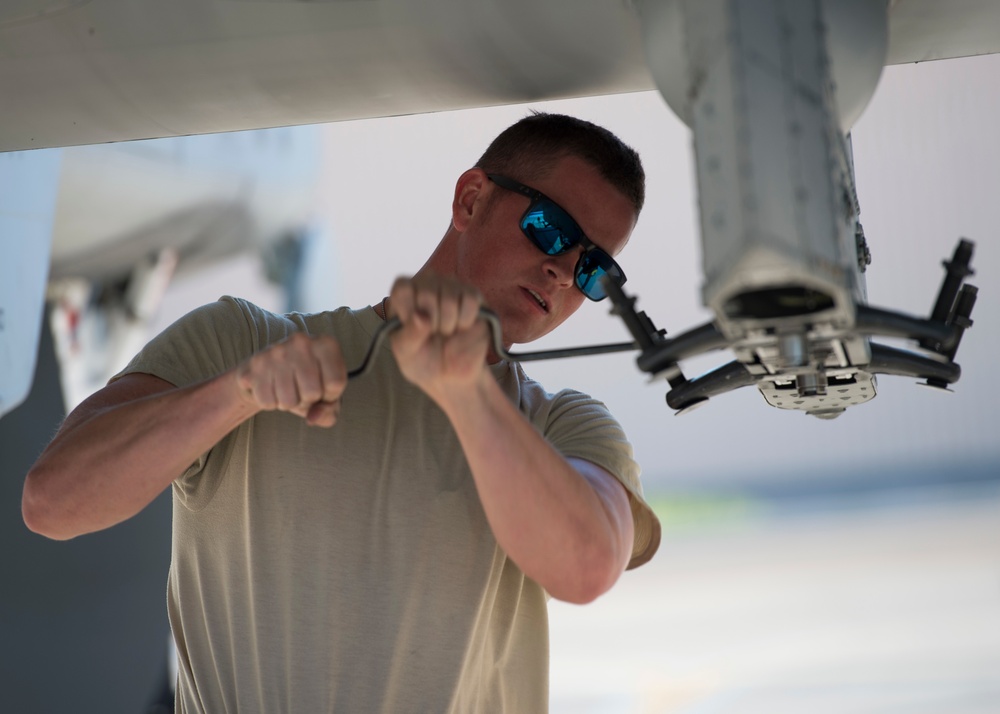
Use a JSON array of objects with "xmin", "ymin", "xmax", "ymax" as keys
[
  {"xmin": 23, "ymin": 332, "xmax": 347, "ymax": 540},
  {"xmin": 23, "ymin": 372, "xmax": 254, "ymax": 540},
  {"xmin": 389, "ymin": 276, "xmax": 635, "ymax": 604},
  {"xmin": 438, "ymin": 378, "xmax": 635, "ymax": 604}
]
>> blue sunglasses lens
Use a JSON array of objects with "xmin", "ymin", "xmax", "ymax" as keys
[
  {"xmin": 576, "ymin": 250, "xmax": 624, "ymax": 301},
  {"xmin": 521, "ymin": 199, "xmax": 582, "ymax": 255}
]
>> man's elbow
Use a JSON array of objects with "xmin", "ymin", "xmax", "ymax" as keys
[
  {"xmin": 571, "ymin": 517, "xmax": 634, "ymax": 603},
  {"xmin": 22, "ymin": 468, "xmax": 77, "ymax": 541},
  {"xmin": 552, "ymin": 544, "xmax": 627, "ymax": 605},
  {"xmin": 556, "ymin": 578, "xmax": 613, "ymax": 606}
]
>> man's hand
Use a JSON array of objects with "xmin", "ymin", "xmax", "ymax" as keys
[
  {"xmin": 387, "ymin": 275, "xmax": 491, "ymax": 401},
  {"xmin": 233, "ymin": 332, "xmax": 347, "ymax": 427}
]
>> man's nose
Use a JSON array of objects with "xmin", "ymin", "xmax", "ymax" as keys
[{"xmin": 543, "ymin": 249, "xmax": 581, "ymax": 286}]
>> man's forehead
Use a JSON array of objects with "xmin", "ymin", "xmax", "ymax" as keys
[{"xmin": 534, "ymin": 156, "xmax": 625, "ymax": 205}]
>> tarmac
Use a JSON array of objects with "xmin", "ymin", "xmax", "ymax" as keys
[{"xmin": 549, "ymin": 484, "xmax": 1000, "ymax": 714}]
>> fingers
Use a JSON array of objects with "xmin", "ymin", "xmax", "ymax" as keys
[
  {"xmin": 388, "ymin": 275, "xmax": 485, "ymax": 363},
  {"xmin": 456, "ymin": 286, "xmax": 481, "ymax": 332},
  {"xmin": 437, "ymin": 280, "xmax": 464, "ymax": 336},
  {"xmin": 313, "ymin": 336, "xmax": 348, "ymax": 403},
  {"xmin": 235, "ymin": 333, "xmax": 347, "ymax": 426},
  {"xmin": 389, "ymin": 275, "xmax": 482, "ymax": 336},
  {"xmin": 386, "ymin": 275, "xmax": 492, "ymax": 394}
]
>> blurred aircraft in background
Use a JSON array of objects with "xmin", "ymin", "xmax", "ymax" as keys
[
  {"xmin": 1, "ymin": 1, "xmax": 998, "ymax": 711},
  {"xmin": 2, "ymin": 126, "xmax": 323, "ymax": 417}
]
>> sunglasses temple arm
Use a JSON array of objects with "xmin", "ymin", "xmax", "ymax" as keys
[{"xmin": 347, "ymin": 310, "xmax": 639, "ymax": 379}]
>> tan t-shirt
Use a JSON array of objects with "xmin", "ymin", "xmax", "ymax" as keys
[{"xmin": 115, "ymin": 297, "xmax": 660, "ymax": 714}]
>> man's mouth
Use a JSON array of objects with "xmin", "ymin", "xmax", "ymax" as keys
[{"xmin": 525, "ymin": 287, "xmax": 548, "ymax": 313}]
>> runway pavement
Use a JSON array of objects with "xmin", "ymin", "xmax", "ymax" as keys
[{"xmin": 549, "ymin": 484, "xmax": 1000, "ymax": 714}]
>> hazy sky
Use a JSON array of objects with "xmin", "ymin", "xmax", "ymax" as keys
[{"xmin": 160, "ymin": 52, "xmax": 1000, "ymax": 490}]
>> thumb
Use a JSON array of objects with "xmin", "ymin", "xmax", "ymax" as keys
[{"xmin": 306, "ymin": 399, "xmax": 340, "ymax": 428}]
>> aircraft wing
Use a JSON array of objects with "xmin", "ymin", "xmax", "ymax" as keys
[{"xmin": 1, "ymin": 0, "xmax": 999, "ymax": 152}]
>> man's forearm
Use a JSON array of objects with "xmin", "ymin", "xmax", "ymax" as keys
[
  {"xmin": 434, "ymin": 374, "xmax": 634, "ymax": 604},
  {"xmin": 23, "ymin": 372, "xmax": 257, "ymax": 540}
]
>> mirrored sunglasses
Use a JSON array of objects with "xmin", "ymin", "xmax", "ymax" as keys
[{"xmin": 487, "ymin": 174, "xmax": 626, "ymax": 301}]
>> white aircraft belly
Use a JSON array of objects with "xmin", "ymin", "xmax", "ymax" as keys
[{"xmin": 2, "ymin": 0, "xmax": 998, "ymax": 152}]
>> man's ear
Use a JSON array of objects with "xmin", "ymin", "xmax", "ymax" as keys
[{"xmin": 452, "ymin": 168, "xmax": 489, "ymax": 232}]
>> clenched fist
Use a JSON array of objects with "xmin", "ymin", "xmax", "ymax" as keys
[
  {"xmin": 387, "ymin": 275, "xmax": 492, "ymax": 402},
  {"xmin": 233, "ymin": 332, "xmax": 347, "ymax": 427}
]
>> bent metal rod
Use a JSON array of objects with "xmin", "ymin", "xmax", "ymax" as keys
[{"xmin": 347, "ymin": 310, "xmax": 637, "ymax": 380}]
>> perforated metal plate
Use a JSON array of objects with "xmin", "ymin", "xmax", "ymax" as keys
[{"xmin": 758, "ymin": 371, "xmax": 877, "ymax": 418}]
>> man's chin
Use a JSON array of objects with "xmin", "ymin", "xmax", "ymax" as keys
[
  {"xmin": 506, "ymin": 323, "xmax": 559, "ymax": 347},
  {"xmin": 490, "ymin": 306, "xmax": 565, "ymax": 347}
]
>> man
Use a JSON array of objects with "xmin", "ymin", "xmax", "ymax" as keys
[{"xmin": 23, "ymin": 112, "xmax": 661, "ymax": 712}]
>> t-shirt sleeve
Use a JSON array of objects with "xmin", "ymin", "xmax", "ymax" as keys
[
  {"xmin": 539, "ymin": 388, "xmax": 661, "ymax": 570},
  {"xmin": 110, "ymin": 296, "xmax": 258, "ymax": 390}
]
